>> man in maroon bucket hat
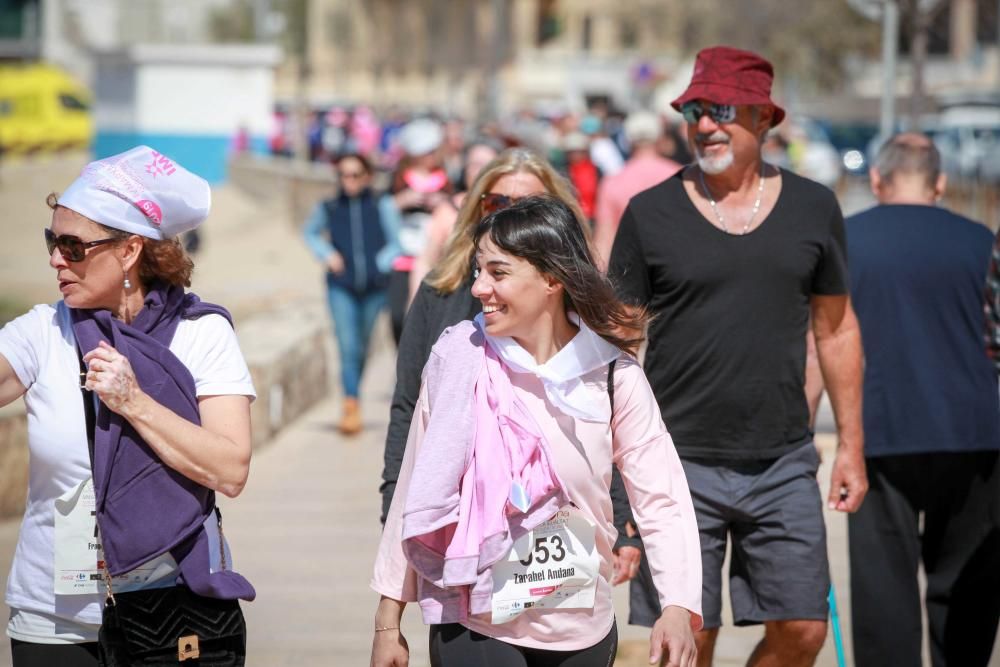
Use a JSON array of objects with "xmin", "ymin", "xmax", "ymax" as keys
[
  {"xmin": 670, "ymin": 45, "xmax": 786, "ymax": 127},
  {"xmin": 609, "ymin": 46, "xmax": 867, "ymax": 666}
]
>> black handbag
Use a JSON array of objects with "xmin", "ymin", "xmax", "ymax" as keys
[
  {"xmin": 97, "ymin": 573, "xmax": 247, "ymax": 666},
  {"xmin": 78, "ymin": 350, "xmax": 248, "ymax": 665}
]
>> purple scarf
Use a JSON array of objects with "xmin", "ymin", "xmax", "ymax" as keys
[{"xmin": 71, "ymin": 283, "xmax": 255, "ymax": 601}]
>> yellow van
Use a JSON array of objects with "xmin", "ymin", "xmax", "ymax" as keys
[{"xmin": 0, "ymin": 63, "xmax": 92, "ymax": 155}]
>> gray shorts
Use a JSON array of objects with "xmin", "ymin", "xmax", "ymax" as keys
[{"xmin": 629, "ymin": 441, "xmax": 830, "ymax": 628}]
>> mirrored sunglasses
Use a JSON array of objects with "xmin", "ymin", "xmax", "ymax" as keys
[
  {"xmin": 680, "ymin": 101, "xmax": 737, "ymax": 125},
  {"xmin": 44, "ymin": 228, "xmax": 119, "ymax": 262}
]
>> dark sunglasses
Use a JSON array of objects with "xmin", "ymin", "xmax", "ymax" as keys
[
  {"xmin": 480, "ymin": 192, "xmax": 527, "ymax": 216},
  {"xmin": 680, "ymin": 101, "xmax": 737, "ymax": 125},
  {"xmin": 44, "ymin": 228, "xmax": 119, "ymax": 262}
]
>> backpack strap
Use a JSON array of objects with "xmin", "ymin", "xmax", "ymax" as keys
[
  {"xmin": 608, "ymin": 359, "xmax": 616, "ymax": 414},
  {"xmin": 608, "ymin": 358, "xmax": 640, "ymax": 551}
]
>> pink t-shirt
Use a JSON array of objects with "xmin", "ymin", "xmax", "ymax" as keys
[
  {"xmin": 594, "ymin": 155, "xmax": 682, "ymax": 264},
  {"xmin": 372, "ymin": 352, "xmax": 703, "ymax": 651}
]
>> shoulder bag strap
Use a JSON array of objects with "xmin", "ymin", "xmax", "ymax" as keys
[
  {"xmin": 77, "ymin": 346, "xmax": 118, "ymax": 601},
  {"xmin": 77, "ymin": 346, "xmax": 96, "ymax": 469}
]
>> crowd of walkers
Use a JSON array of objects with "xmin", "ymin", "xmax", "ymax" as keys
[
  {"xmin": 300, "ymin": 96, "xmax": 699, "ymax": 436},
  {"xmin": 1, "ymin": 43, "xmax": 999, "ymax": 667}
]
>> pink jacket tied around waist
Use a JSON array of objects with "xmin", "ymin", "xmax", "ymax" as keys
[{"xmin": 400, "ymin": 320, "xmax": 567, "ymax": 623}]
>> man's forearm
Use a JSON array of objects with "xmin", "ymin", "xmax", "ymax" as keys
[{"xmin": 814, "ymin": 320, "xmax": 864, "ymax": 449}]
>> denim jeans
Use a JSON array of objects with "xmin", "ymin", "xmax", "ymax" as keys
[{"xmin": 326, "ymin": 284, "xmax": 387, "ymax": 398}]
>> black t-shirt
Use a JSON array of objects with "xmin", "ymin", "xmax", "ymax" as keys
[{"xmin": 609, "ymin": 169, "xmax": 848, "ymax": 460}]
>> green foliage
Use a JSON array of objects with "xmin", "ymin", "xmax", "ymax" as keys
[{"xmin": 208, "ymin": 0, "xmax": 256, "ymax": 43}]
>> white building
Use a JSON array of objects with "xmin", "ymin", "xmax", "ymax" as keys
[{"xmin": 92, "ymin": 44, "xmax": 281, "ymax": 182}]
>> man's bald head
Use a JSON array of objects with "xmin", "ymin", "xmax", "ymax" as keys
[{"xmin": 871, "ymin": 132, "xmax": 945, "ymax": 204}]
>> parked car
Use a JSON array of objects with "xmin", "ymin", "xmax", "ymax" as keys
[{"xmin": 924, "ymin": 105, "xmax": 1000, "ymax": 182}]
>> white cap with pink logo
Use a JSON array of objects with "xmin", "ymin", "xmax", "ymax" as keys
[{"xmin": 58, "ymin": 145, "xmax": 211, "ymax": 240}]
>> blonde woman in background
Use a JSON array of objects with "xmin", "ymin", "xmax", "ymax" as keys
[{"xmin": 379, "ymin": 148, "xmax": 586, "ymax": 523}]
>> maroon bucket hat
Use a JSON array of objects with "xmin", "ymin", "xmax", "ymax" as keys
[{"xmin": 671, "ymin": 46, "xmax": 786, "ymax": 126}]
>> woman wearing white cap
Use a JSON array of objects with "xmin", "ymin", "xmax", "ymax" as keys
[{"xmin": 0, "ymin": 146, "xmax": 256, "ymax": 666}]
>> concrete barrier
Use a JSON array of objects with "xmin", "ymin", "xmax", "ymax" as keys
[
  {"xmin": 0, "ymin": 306, "xmax": 330, "ymax": 519},
  {"xmin": 0, "ymin": 404, "xmax": 28, "ymax": 520},
  {"xmin": 240, "ymin": 304, "xmax": 331, "ymax": 448},
  {"xmin": 227, "ymin": 154, "xmax": 337, "ymax": 229},
  {"xmin": 226, "ymin": 153, "xmax": 394, "ymax": 229}
]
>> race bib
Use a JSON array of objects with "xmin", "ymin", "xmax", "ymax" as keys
[
  {"xmin": 491, "ymin": 506, "xmax": 600, "ymax": 624},
  {"xmin": 53, "ymin": 478, "xmax": 105, "ymax": 595},
  {"xmin": 53, "ymin": 478, "xmax": 176, "ymax": 595}
]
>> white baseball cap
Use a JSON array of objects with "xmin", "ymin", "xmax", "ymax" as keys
[
  {"xmin": 398, "ymin": 119, "xmax": 444, "ymax": 156},
  {"xmin": 624, "ymin": 111, "xmax": 662, "ymax": 144},
  {"xmin": 58, "ymin": 146, "xmax": 211, "ymax": 240}
]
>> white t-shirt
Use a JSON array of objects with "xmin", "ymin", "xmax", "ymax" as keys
[{"xmin": 0, "ymin": 302, "xmax": 256, "ymax": 643}]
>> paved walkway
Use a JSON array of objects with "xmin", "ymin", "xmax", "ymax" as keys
[{"xmin": 1, "ymin": 161, "xmax": 997, "ymax": 665}]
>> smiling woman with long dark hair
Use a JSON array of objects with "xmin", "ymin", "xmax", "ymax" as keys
[
  {"xmin": 379, "ymin": 148, "xmax": 585, "ymax": 525},
  {"xmin": 371, "ymin": 196, "xmax": 703, "ymax": 667}
]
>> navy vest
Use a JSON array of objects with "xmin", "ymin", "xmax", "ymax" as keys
[{"xmin": 322, "ymin": 189, "xmax": 389, "ymax": 295}]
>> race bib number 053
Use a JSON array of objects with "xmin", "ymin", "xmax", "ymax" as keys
[{"xmin": 491, "ymin": 506, "xmax": 600, "ymax": 624}]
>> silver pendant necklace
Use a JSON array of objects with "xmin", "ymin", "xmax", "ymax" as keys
[{"xmin": 698, "ymin": 163, "xmax": 766, "ymax": 235}]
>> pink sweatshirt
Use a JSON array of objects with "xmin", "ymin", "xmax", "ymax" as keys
[
  {"xmin": 372, "ymin": 322, "xmax": 703, "ymax": 650},
  {"xmin": 401, "ymin": 325, "xmax": 568, "ymax": 622}
]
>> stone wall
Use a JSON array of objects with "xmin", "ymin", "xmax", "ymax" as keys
[
  {"xmin": 240, "ymin": 305, "xmax": 330, "ymax": 448},
  {"xmin": 227, "ymin": 154, "xmax": 337, "ymax": 230},
  {"xmin": 0, "ymin": 405, "xmax": 28, "ymax": 519}
]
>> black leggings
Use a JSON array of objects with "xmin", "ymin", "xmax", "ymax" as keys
[
  {"xmin": 429, "ymin": 620, "xmax": 617, "ymax": 667},
  {"xmin": 11, "ymin": 639, "xmax": 99, "ymax": 667}
]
